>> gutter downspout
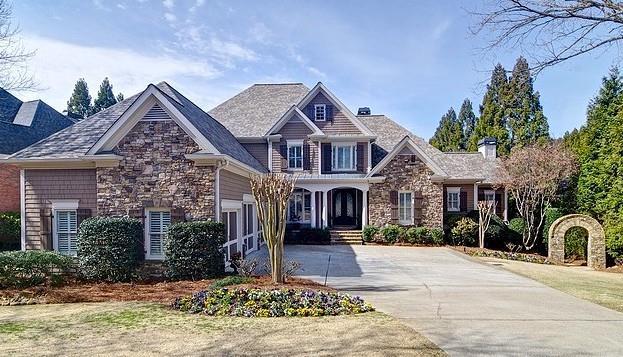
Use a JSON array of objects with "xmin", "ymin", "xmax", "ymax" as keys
[{"xmin": 214, "ymin": 160, "xmax": 225, "ymax": 222}]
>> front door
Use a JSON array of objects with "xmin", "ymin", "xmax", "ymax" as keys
[{"xmin": 333, "ymin": 190, "xmax": 356, "ymax": 226}]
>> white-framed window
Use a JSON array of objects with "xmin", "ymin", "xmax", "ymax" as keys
[
  {"xmin": 314, "ymin": 104, "xmax": 326, "ymax": 121},
  {"xmin": 332, "ymin": 143, "xmax": 356, "ymax": 171},
  {"xmin": 399, "ymin": 191, "xmax": 413, "ymax": 225},
  {"xmin": 447, "ymin": 187, "xmax": 460, "ymax": 212},
  {"xmin": 287, "ymin": 140, "xmax": 303, "ymax": 170},
  {"xmin": 55, "ymin": 210, "xmax": 78, "ymax": 256},
  {"xmin": 288, "ymin": 189, "xmax": 311, "ymax": 223},
  {"xmin": 222, "ymin": 210, "xmax": 239, "ymax": 262},
  {"xmin": 146, "ymin": 209, "xmax": 171, "ymax": 260},
  {"xmin": 484, "ymin": 190, "xmax": 496, "ymax": 204}
]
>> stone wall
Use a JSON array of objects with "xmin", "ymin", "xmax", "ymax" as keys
[
  {"xmin": 548, "ymin": 214, "xmax": 606, "ymax": 270},
  {"xmin": 369, "ymin": 154, "xmax": 443, "ymax": 228},
  {"xmin": 97, "ymin": 120, "xmax": 215, "ymax": 220}
]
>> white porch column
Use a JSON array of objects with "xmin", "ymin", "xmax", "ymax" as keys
[
  {"xmin": 322, "ymin": 190, "xmax": 328, "ymax": 228},
  {"xmin": 362, "ymin": 189, "xmax": 368, "ymax": 228},
  {"xmin": 473, "ymin": 183, "xmax": 479, "ymax": 210},
  {"xmin": 310, "ymin": 191, "xmax": 317, "ymax": 228},
  {"xmin": 503, "ymin": 187, "xmax": 509, "ymax": 221}
]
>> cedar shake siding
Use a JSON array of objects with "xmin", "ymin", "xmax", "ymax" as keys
[
  {"xmin": 369, "ymin": 154, "xmax": 443, "ymax": 228},
  {"xmin": 0, "ymin": 164, "xmax": 20, "ymax": 212},
  {"xmin": 24, "ymin": 169, "xmax": 97, "ymax": 250},
  {"xmin": 303, "ymin": 92, "xmax": 362, "ymax": 135},
  {"xmin": 219, "ymin": 169, "xmax": 251, "ymax": 201},
  {"xmin": 97, "ymin": 120, "xmax": 216, "ymax": 220},
  {"xmin": 272, "ymin": 115, "xmax": 319, "ymax": 174},
  {"xmin": 241, "ymin": 143, "xmax": 269, "ymax": 168}
]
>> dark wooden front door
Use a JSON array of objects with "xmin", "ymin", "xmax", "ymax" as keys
[{"xmin": 333, "ymin": 190, "xmax": 356, "ymax": 226}]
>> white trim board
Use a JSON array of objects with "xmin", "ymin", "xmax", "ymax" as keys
[{"xmin": 265, "ymin": 105, "xmax": 324, "ymax": 136}]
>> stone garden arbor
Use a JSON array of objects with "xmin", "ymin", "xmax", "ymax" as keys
[{"xmin": 548, "ymin": 214, "xmax": 605, "ymax": 269}]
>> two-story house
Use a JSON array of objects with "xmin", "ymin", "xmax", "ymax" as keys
[{"xmin": 4, "ymin": 81, "xmax": 505, "ymax": 261}]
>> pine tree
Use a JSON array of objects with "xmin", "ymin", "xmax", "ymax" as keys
[
  {"xmin": 506, "ymin": 57, "xmax": 550, "ymax": 148},
  {"xmin": 67, "ymin": 78, "xmax": 92, "ymax": 119},
  {"xmin": 469, "ymin": 64, "xmax": 511, "ymax": 154},
  {"xmin": 116, "ymin": 92, "xmax": 124, "ymax": 102},
  {"xmin": 429, "ymin": 107, "xmax": 462, "ymax": 152},
  {"xmin": 457, "ymin": 98, "xmax": 476, "ymax": 150},
  {"xmin": 92, "ymin": 77, "xmax": 118, "ymax": 113}
]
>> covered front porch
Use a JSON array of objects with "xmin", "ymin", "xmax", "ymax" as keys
[{"xmin": 287, "ymin": 181, "xmax": 371, "ymax": 230}]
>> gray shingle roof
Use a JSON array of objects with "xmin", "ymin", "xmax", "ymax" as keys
[
  {"xmin": 10, "ymin": 82, "xmax": 267, "ymax": 173},
  {"xmin": 0, "ymin": 89, "xmax": 75, "ymax": 155},
  {"xmin": 358, "ymin": 114, "xmax": 501, "ymax": 182},
  {"xmin": 209, "ymin": 83, "xmax": 310, "ymax": 137}
]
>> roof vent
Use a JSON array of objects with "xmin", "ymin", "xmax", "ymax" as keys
[{"xmin": 357, "ymin": 107, "xmax": 371, "ymax": 115}]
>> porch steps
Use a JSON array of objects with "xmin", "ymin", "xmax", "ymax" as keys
[{"xmin": 329, "ymin": 230, "xmax": 363, "ymax": 245}]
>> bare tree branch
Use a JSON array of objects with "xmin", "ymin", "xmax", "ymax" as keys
[
  {"xmin": 471, "ymin": 0, "xmax": 623, "ymax": 74},
  {"xmin": 0, "ymin": 0, "xmax": 35, "ymax": 91}
]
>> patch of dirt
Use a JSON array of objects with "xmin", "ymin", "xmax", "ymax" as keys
[{"xmin": 0, "ymin": 276, "xmax": 333, "ymax": 305}]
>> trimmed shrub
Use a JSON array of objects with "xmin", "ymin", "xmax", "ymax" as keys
[
  {"xmin": 564, "ymin": 227, "xmax": 588, "ymax": 260},
  {"xmin": 451, "ymin": 217, "xmax": 478, "ymax": 246},
  {"xmin": 0, "ymin": 212, "xmax": 20, "ymax": 251},
  {"xmin": 508, "ymin": 218, "xmax": 526, "ymax": 240},
  {"xmin": 285, "ymin": 228, "xmax": 330, "ymax": 245},
  {"xmin": 429, "ymin": 228, "xmax": 444, "ymax": 245},
  {"xmin": 77, "ymin": 217, "xmax": 143, "ymax": 282},
  {"xmin": 0, "ymin": 251, "xmax": 74, "ymax": 288},
  {"xmin": 380, "ymin": 225, "xmax": 403, "ymax": 244},
  {"xmin": 443, "ymin": 214, "xmax": 464, "ymax": 238},
  {"xmin": 210, "ymin": 275, "xmax": 253, "ymax": 289},
  {"xmin": 542, "ymin": 207, "xmax": 563, "ymax": 248},
  {"xmin": 164, "ymin": 221, "xmax": 226, "ymax": 280},
  {"xmin": 173, "ymin": 288, "xmax": 375, "ymax": 317},
  {"xmin": 404, "ymin": 227, "xmax": 427, "ymax": 244},
  {"xmin": 362, "ymin": 225, "xmax": 379, "ymax": 243},
  {"xmin": 605, "ymin": 221, "xmax": 623, "ymax": 262}
]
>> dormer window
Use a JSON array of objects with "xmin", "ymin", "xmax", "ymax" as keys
[{"xmin": 314, "ymin": 104, "xmax": 326, "ymax": 121}]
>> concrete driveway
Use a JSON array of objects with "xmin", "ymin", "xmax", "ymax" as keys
[{"xmin": 250, "ymin": 245, "xmax": 623, "ymax": 356}]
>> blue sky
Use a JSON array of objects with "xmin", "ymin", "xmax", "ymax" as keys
[{"xmin": 13, "ymin": 0, "xmax": 617, "ymax": 139}]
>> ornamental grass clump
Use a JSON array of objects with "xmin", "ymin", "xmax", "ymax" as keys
[{"xmin": 172, "ymin": 288, "xmax": 375, "ymax": 317}]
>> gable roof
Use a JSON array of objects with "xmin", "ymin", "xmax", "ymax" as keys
[
  {"xmin": 266, "ymin": 105, "xmax": 323, "ymax": 136},
  {"xmin": 9, "ymin": 82, "xmax": 267, "ymax": 173},
  {"xmin": 358, "ymin": 114, "xmax": 501, "ymax": 182},
  {"xmin": 0, "ymin": 89, "xmax": 75, "ymax": 155},
  {"xmin": 209, "ymin": 83, "xmax": 309, "ymax": 137}
]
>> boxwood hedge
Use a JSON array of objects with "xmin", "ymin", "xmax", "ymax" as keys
[
  {"xmin": 164, "ymin": 221, "xmax": 226, "ymax": 280},
  {"xmin": 0, "ymin": 250, "xmax": 74, "ymax": 288},
  {"xmin": 77, "ymin": 217, "xmax": 143, "ymax": 282}
]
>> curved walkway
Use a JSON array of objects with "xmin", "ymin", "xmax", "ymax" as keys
[{"xmin": 252, "ymin": 245, "xmax": 623, "ymax": 356}]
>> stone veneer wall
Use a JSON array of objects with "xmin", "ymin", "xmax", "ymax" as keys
[
  {"xmin": 369, "ymin": 154, "xmax": 443, "ymax": 228},
  {"xmin": 97, "ymin": 121, "xmax": 215, "ymax": 220}
]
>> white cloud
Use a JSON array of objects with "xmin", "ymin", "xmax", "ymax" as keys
[
  {"xmin": 117, "ymin": 3, "xmax": 127, "ymax": 10},
  {"xmin": 307, "ymin": 66, "xmax": 326, "ymax": 79},
  {"xmin": 92, "ymin": 0, "xmax": 108, "ymax": 10},
  {"xmin": 162, "ymin": 0, "xmax": 174, "ymax": 9},
  {"xmin": 431, "ymin": 19, "xmax": 451, "ymax": 41},
  {"xmin": 164, "ymin": 12, "xmax": 176, "ymax": 22},
  {"xmin": 189, "ymin": 0, "xmax": 205, "ymax": 12},
  {"xmin": 17, "ymin": 34, "xmax": 221, "ymax": 111},
  {"xmin": 174, "ymin": 26, "xmax": 258, "ymax": 67}
]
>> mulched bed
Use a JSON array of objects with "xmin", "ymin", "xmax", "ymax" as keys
[
  {"xmin": 452, "ymin": 246, "xmax": 551, "ymax": 264},
  {"xmin": 0, "ymin": 276, "xmax": 330, "ymax": 306}
]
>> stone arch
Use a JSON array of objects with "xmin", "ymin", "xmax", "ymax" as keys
[{"xmin": 548, "ymin": 214, "xmax": 605, "ymax": 269}]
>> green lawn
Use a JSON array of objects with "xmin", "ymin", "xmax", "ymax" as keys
[
  {"xmin": 0, "ymin": 302, "xmax": 445, "ymax": 356},
  {"xmin": 480, "ymin": 257, "xmax": 623, "ymax": 313}
]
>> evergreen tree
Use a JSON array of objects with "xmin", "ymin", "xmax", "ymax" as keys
[
  {"xmin": 116, "ymin": 92, "xmax": 124, "ymax": 102},
  {"xmin": 457, "ymin": 98, "xmax": 476, "ymax": 150},
  {"xmin": 429, "ymin": 107, "xmax": 462, "ymax": 152},
  {"xmin": 506, "ymin": 57, "xmax": 550, "ymax": 148},
  {"xmin": 67, "ymin": 78, "xmax": 92, "ymax": 119},
  {"xmin": 92, "ymin": 77, "xmax": 118, "ymax": 113},
  {"xmin": 469, "ymin": 64, "xmax": 511, "ymax": 154}
]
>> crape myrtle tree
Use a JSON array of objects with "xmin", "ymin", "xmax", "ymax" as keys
[
  {"xmin": 477, "ymin": 200, "xmax": 495, "ymax": 249},
  {"xmin": 499, "ymin": 142, "xmax": 577, "ymax": 250},
  {"xmin": 250, "ymin": 173, "xmax": 296, "ymax": 284}
]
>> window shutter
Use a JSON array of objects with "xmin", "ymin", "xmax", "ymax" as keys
[
  {"xmin": 307, "ymin": 105, "xmax": 315, "ymax": 120},
  {"xmin": 326, "ymin": 105, "xmax": 333, "ymax": 121},
  {"xmin": 77, "ymin": 208, "xmax": 92, "ymax": 229},
  {"xmin": 322, "ymin": 143, "xmax": 332, "ymax": 173},
  {"xmin": 390, "ymin": 190, "xmax": 399, "ymax": 223},
  {"xmin": 460, "ymin": 192, "xmax": 467, "ymax": 212},
  {"xmin": 303, "ymin": 143, "xmax": 311, "ymax": 170},
  {"xmin": 414, "ymin": 191, "xmax": 423, "ymax": 225},
  {"xmin": 443, "ymin": 189, "xmax": 448, "ymax": 213},
  {"xmin": 40, "ymin": 208, "xmax": 53, "ymax": 251},
  {"xmin": 495, "ymin": 193, "xmax": 502, "ymax": 215},
  {"xmin": 356, "ymin": 144, "xmax": 364, "ymax": 172},
  {"xmin": 280, "ymin": 144, "xmax": 288, "ymax": 170},
  {"xmin": 171, "ymin": 207, "xmax": 185, "ymax": 223}
]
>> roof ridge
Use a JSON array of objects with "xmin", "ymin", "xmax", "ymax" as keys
[{"xmin": 253, "ymin": 83, "xmax": 304, "ymax": 86}]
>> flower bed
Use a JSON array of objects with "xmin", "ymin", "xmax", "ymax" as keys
[
  {"xmin": 460, "ymin": 247, "xmax": 551, "ymax": 264},
  {"xmin": 172, "ymin": 288, "xmax": 374, "ymax": 317}
]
